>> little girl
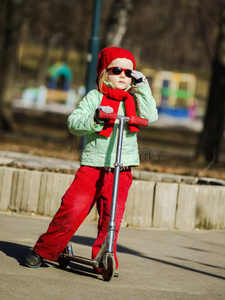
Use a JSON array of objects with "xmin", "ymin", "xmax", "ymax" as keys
[{"xmin": 25, "ymin": 47, "xmax": 158, "ymax": 275}]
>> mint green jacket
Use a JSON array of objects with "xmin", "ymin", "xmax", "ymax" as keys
[{"xmin": 68, "ymin": 82, "xmax": 158, "ymax": 167}]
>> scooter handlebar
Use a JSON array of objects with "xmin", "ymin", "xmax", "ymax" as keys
[
  {"xmin": 98, "ymin": 110, "xmax": 117, "ymax": 120},
  {"xmin": 98, "ymin": 110, "xmax": 148, "ymax": 127},
  {"xmin": 128, "ymin": 116, "xmax": 148, "ymax": 127}
]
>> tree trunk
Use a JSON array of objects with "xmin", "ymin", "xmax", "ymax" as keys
[
  {"xmin": 102, "ymin": 0, "xmax": 134, "ymax": 47},
  {"xmin": 61, "ymin": 32, "xmax": 74, "ymax": 64},
  {"xmin": 0, "ymin": 0, "xmax": 26, "ymax": 130},
  {"xmin": 197, "ymin": 6, "xmax": 225, "ymax": 162},
  {"xmin": 36, "ymin": 35, "xmax": 52, "ymax": 87},
  {"xmin": 203, "ymin": 62, "xmax": 225, "ymax": 162}
]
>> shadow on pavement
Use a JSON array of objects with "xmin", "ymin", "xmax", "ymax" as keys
[
  {"xmin": 0, "ymin": 241, "xmax": 32, "ymax": 266},
  {"xmin": 0, "ymin": 241, "xmax": 51, "ymax": 268},
  {"xmin": 71, "ymin": 235, "xmax": 225, "ymax": 281},
  {"xmin": 1, "ymin": 237, "xmax": 225, "ymax": 281},
  {"xmin": 169, "ymin": 255, "xmax": 225, "ymax": 270},
  {"xmin": 0, "ymin": 241, "xmax": 101, "ymax": 280}
]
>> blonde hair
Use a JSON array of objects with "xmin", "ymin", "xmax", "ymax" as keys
[{"xmin": 97, "ymin": 69, "xmax": 108, "ymax": 93}]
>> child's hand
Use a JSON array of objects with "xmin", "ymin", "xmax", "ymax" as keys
[
  {"xmin": 94, "ymin": 106, "xmax": 113, "ymax": 124},
  {"xmin": 131, "ymin": 70, "xmax": 147, "ymax": 86}
]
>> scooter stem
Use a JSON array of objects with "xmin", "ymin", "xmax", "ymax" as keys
[{"xmin": 107, "ymin": 117, "xmax": 126, "ymax": 253}]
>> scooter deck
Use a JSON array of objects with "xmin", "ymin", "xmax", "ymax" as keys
[{"xmin": 61, "ymin": 253, "xmax": 99, "ymax": 268}]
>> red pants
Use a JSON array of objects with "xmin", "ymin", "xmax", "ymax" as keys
[{"xmin": 33, "ymin": 166, "xmax": 132, "ymax": 269}]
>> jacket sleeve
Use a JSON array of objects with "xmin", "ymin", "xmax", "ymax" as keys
[
  {"xmin": 67, "ymin": 90, "xmax": 104, "ymax": 136},
  {"xmin": 134, "ymin": 82, "xmax": 158, "ymax": 125}
]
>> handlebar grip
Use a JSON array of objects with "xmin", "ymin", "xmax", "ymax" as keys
[
  {"xmin": 98, "ymin": 110, "xmax": 117, "ymax": 120},
  {"xmin": 128, "ymin": 116, "xmax": 148, "ymax": 127},
  {"xmin": 98, "ymin": 110, "xmax": 148, "ymax": 126}
]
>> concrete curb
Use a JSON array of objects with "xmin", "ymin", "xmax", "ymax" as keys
[{"xmin": 0, "ymin": 166, "xmax": 225, "ymax": 231}]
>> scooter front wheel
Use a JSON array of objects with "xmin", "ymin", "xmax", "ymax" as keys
[{"xmin": 102, "ymin": 255, "xmax": 116, "ymax": 282}]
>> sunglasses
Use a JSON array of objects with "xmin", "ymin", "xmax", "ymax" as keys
[{"xmin": 107, "ymin": 67, "xmax": 132, "ymax": 78}]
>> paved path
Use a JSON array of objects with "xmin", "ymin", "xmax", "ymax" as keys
[{"xmin": 0, "ymin": 213, "xmax": 225, "ymax": 300}]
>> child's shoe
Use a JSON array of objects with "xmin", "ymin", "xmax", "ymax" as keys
[
  {"xmin": 114, "ymin": 270, "xmax": 119, "ymax": 277},
  {"xmin": 25, "ymin": 251, "xmax": 42, "ymax": 268}
]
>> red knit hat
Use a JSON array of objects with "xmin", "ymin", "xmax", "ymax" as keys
[{"xmin": 97, "ymin": 47, "xmax": 136, "ymax": 76}]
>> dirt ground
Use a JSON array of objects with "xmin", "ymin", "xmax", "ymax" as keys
[
  {"xmin": 0, "ymin": 107, "xmax": 224, "ymax": 180},
  {"xmin": 1, "ymin": 129, "xmax": 225, "ymax": 181}
]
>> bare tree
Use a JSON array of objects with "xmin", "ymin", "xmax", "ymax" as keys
[
  {"xmin": 197, "ymin": 2, "xmax": 225, "ymax": 162},
  {"xmin": 27, "ymin": 0, "xmax": 95, "ymax": 86},
  {"xmin": 0, "ymin": 0, "xmax": 27, "ymax": 130},
  {"xmin": 102, "ymin": 0, "xmax": 134, "ymax": 47}
]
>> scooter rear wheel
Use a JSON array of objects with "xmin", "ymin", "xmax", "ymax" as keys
[
  {"xmin": 58, "ymin": 243, "xmax": 73, "ymax": 269},
  {"xmin": 58, "ymin": 255, "xmax": 70, "ymax": 269},
  {"xmin": 102, "ymin": 255, "xmax": 116, "ymax": 282}
]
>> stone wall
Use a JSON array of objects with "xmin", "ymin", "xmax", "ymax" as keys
[{"xmin": 0, "ymin": 166, "xmax": 225, "ymax": 231}]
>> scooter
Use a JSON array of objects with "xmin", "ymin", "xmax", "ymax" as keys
[{"xmin": 58, "ymin": 111, "xmax": 148, "ymax": 281}]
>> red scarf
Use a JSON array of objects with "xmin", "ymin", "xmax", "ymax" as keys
[{"xmin": 98, "ymin": 84, "xmax": 139, "ymax": 137}]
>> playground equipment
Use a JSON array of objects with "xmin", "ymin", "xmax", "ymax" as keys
[{"xmin": 142, "ymin": 69, "xmax": 197, "ymax": 118}]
